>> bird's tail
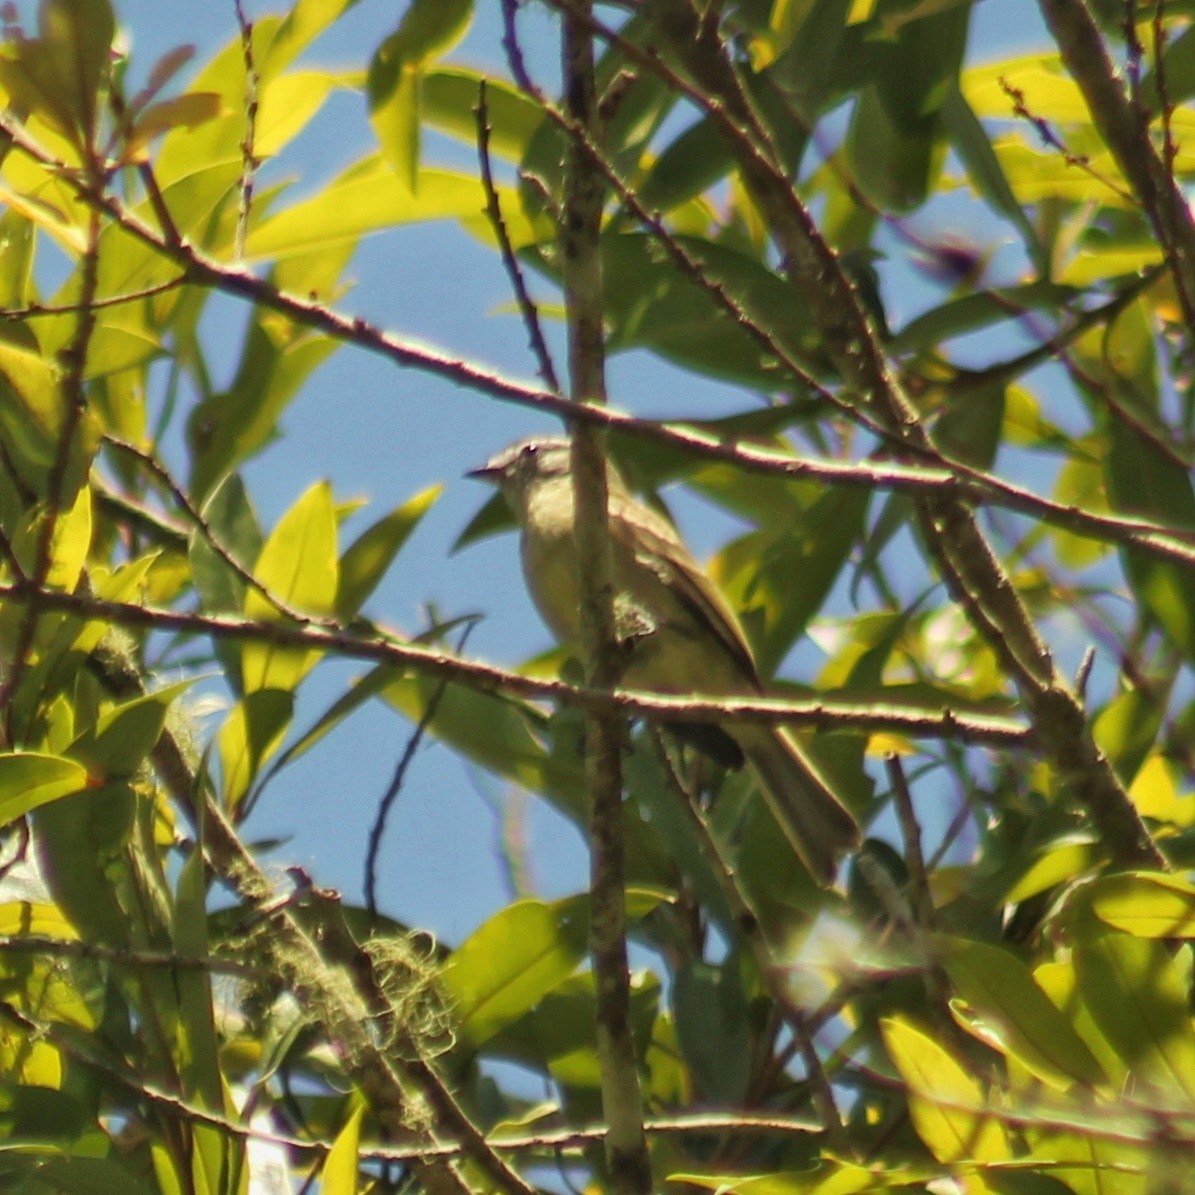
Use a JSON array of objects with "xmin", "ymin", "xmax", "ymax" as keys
[{"xmin": 733, "ymin": 723, "xmax": 861, "ymax": 886}]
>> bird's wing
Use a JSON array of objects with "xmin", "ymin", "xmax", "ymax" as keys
[{"xmin": 607, "ymin": 489, "xmax": 762, "ymax": 689}]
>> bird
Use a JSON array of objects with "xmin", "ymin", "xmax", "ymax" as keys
[{"xmin": 469, "ymin": 435, "xmax": 860, "ymax": 885}]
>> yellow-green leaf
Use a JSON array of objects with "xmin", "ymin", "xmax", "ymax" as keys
[
  {"xmin": 0, "ymin": 902, "xmax": 78, "ymax": 940},
  {"xmin": 245, "ymin": 159, "xmax": 534, "ymax": 260},
  {"xmin": 242, "ymin": 481, "xmax": 338, "ymax": 694},
  {"xmin": 68, "ymin": 680, "xmax": 192, "ymax": 782},
  {"xmin": 1088, "ymin": 871, "xmax": 1195, "ymax": 938},
  {"xmin": 939, "ymin": 935, "xmax": 1106, "ymax": 1090},
  {"xmin": 0, "ymin": 753, "xmax": 89, "ymax": 827},
  {"xmin": 881, "ymin": 1016, "xmax": 1010, "ymax": 1163},
  {"xmin": 336, "ymin": 484, "xmax": 440, "ymax": 618},
  {"xmin": 1075, "ymin": 933, "xmax": 1195, "ymax": 1103},
  {"xmin": 322, "ymin": 1099, "xmax": 366, "ymax": 1195}
]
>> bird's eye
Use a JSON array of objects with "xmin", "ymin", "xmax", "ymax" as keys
[{"xmin": 520, "ymin": 443, "xmax": 538, "ymax": 461}]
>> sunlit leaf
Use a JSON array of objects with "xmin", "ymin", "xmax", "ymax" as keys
[
  {"xmin": 882, "ymin": 1016, "xmax": 1010, "ymax": 1163},
  {"xmin": 337, "ymin": 484, "xmax": 441, "ymax": 617},
  {"xmin": 242, "ymin": 481, "xmax": 338, "ymax": 694},
  {"xmin": 0, "ymin": 753, "xmax": 88, "ymax": 827},
  {"xmin": 938, "ymin": 935, "xmax": 1106, "ymax": 1089},
  {"xmin": 1087, "ymin": 871, "xmax": 1195, "ymax": 938},
  {"xmin": 1075, "ymin": 933, "xmax": 1195, "ymax": 1103}
]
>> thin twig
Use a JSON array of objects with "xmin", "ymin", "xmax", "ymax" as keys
[
  {"xmin": 0, "ymin": 276, "xmax": 185, "ymax": 318},
  {"xmin": 103, "ymin": 434, "xmax": 341, "ymax": 628},
  {"xmin": 365, "ymin": 621, "xmax": 475, "ymax": 918},
  {"xmin": 1000, "ymin": 79, "xmax": 1136, "ymax": 205},
  {"xmin": 886, "ymin": 755, "xmax": 934, "ymax": 930},
  {"xmin": 476, "ymin": 80, "xmax": 561, "ymax": 393},
  {"xmin": 649, "ymin": 730, "xmax": 853, "ymax": 1157},
  {"xmin": 499, "ymin": 0, "xmax": 537, "ymax": 95}
]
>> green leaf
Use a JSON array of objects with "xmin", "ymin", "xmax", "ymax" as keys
[
  {"xmin": 599, "ymin": 231, "xmax": 821, "ymax": 389},
  {"xmin": 636, "ymin": 115, "xmax": 733, "ymax": 215},
  {"xmin": 846, "ymin": 0, "xmax": 970, "ymax": 211},
  {"xmin": 380, "ymin": 672, "xmax": 588, "ymax": 817},
  {"xmin": 322, "ymin": 1099, "xmax": 366, "ymax": 1195},
  {"xmin": 712, "ymin": 487, "xmax": 871, "ymax": 675},
  {"xmin": 366, "ymin": 1, "xmax": 476, "ymax": 185},
  {"xmin": 188, "ymin": 313, "xmax": 338, "ymax": 502},
  {"xmin": 388, "ymin": 0, "xmax": 472, "ymax": 63},
  {"xmin": 892, "ymin": 281, "xmax": 1077, "ymax": 353},
  {"xmin": 0, "ymin": 325, "xmax": 65, "ymax": 475},
  {"xmin": 242, "ymin": 481, "xmax": 338, "ymax": 695},
  {"xmin": 1086, "ymin": 872, "xmax": 1195, "ymax": 938},
  {"xmin": 941, "ymin": 84, "xmax": 1044, "ymax": 270},
  {"xmin": 1074, "ymin": 932, "xmax": 1195, "ymax": 1103},
  {"xmin": 761, "ymin": 0, "xmax": 855, "ymax": 119},
  {"xmin": 0, "ymin": 753, "xmax": 88, "ymax": 826},
  {"xmin": 673, "ymin": 956, "xmax": 751, "ymax": 1105},
  {"xmin": 67, "ymin": 680, "xmax": 192, "ymax": 782},
  {"xmin": 19, "ymin": 484, "xmax": 93, "ymax": 593},
  {"xmin": 219, "ymin": 690, "xmax": 294, "ymax": 810},
  {"xmin": 1051, "ymin": 449, "xmax": 1112, "ymax": 568},
  {"xmin": 253, "ymin": 664, "xmax": 394, "ymax": 788},
  {"xmin": 1106, "ymin": 418, "xmax": 1195, "ymax": 661},
  {"xmin": 336, "ymin": 484, "xmax": 441, "ymax": 618},
  {"xmin": 442, "ymin": 896, "xmax": 591, "ymax": 1050},
  {"xmin": 1092, "ymin": 687, "xmax": 1165, "ymax": 787},
  {"xmin": 32, "ymin": 783, "xmax": 137, "ymax": 945},
  {"xmin": 41, "ymin": 0, "xmax": 114, "ymax": 130},
  {"xmin": 670, "ymin": 1168, "xmax": 883, "ymax": 1193},
  {"xmin": 424, "ymin": 68, "xmax": 543, "ymax": 161},
  {"xmin": 367, "ymin": 41, "xmax": 421, "ymax": 191},
  {"xmin": 938, "ymin": 935, "xmax": 1106, "ymax": 1090},
  {"xmin": 934, "ymin": 380, "xmax": 1005, "ymax": 470},
  {"xmin": 125, "ymin": 91, "xmax": 224, "ymax": 155},
  {"xmin": 1141, "ymin": 23, "xmax": 1195, "ymax": 111},
  {"xmin": 452, "ymin": 488, "xmax": 516, "ymax": 552},
  {"xmin": 190, "ymin": 472, "xmax": 264, "ymax": 616},
  {"xmin": 882, "ymin": 1016, "xmax": 1010, "ymax": 1163},
  {"xmin": 245, "ymin": 158, "xmax": 536, "ymax": 260},
  {"xmin": 81, "ymin": 313, "xmax": 162, "ymax": 380},
  {"xmin": 0, "ymin": 209, "xmax": 36, "ymax": 308},
  {"xmin": 0, "ymin": 1155, "xmax": 157, "ymax": 1195},
  {"xmin": 490, "ymin": 971, "xmax": 661, "ymax": 1089},
  {"xmin": 963, "ymin": 52, "xmax": 1084, "ymax": 123},
  {"xmin": 0, "ymin": 0, "xmax": 114, "ymax": 144},
  {"xmin": 256, "ymin": 68, "xmax": 351, "ymax": 159},
  {"xmin": 443, "ymin": 892, "xmax": 662, "ymax": 1049},
  {"xmin": 173, "ymin": 848, "xmax": 223, "ymax": 1109},
  {"xmin": 268, "ymin": 0, "xmax": 363, "ymax": 72}
]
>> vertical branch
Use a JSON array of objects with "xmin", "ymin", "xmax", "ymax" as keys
[
  {"xmin": 233, "ymin": 0, "xmax": 260, "ymax": 260},
  {"xmin": 1039, "ymin": 0, "xmax": 1195, "ymax": 332},
  {"xmin": 0, "ymin": 186, "xmax": 103, "ymax": 737},
  {"xmin": 560, "ymin": 7, "xmax": 652, "ymax": 1194}
]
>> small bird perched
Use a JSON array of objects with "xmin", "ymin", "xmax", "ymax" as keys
[{"xmin": 470, "ymin": 436, "xmax": 860, "ymax": 885}]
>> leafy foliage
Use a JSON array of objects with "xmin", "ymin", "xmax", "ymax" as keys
[{"xmin": 0, "ymin": 0, "xmax": 1192, "ymax": 1191}]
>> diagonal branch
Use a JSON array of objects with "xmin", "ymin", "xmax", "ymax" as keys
[{"xmin": 621, "ymin": 0, "xmax": 1164, "ymax": 871}]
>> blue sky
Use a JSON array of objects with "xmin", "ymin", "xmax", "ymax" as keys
[{"xmin": 86, "ymin": 0, "xmax": 1053, "ymax": 944}]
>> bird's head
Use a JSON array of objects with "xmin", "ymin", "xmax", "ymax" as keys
[{"xmin": 468, "ymin": 437, "xmax": 573, "ymax": 508}]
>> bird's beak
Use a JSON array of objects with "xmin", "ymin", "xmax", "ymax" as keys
[{"xmin": 466, "ymin": 460, "xmax": 502, "ymax": 483}]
